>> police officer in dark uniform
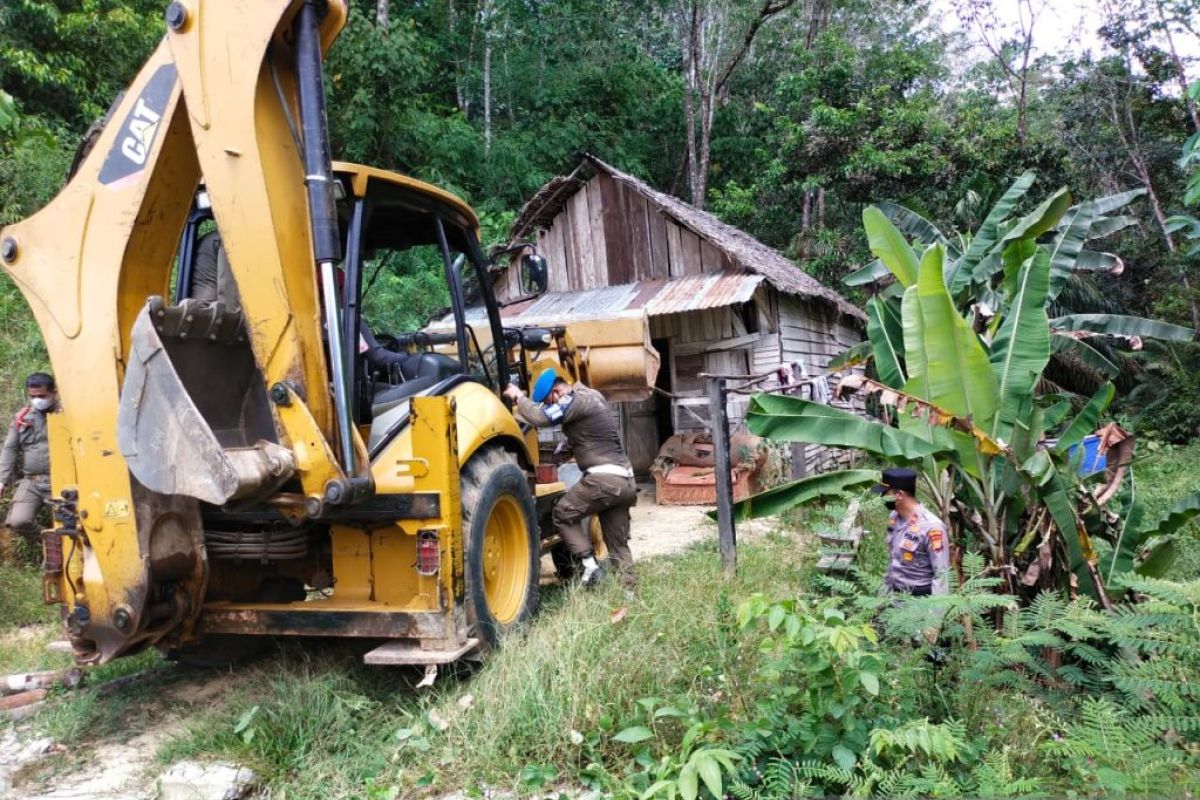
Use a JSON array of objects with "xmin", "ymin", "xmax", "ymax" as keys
[
  {"xmin": 873, "ymin": 467, "xmax": 950, "ymax": 596},
  {"xmin": 503, "ymin": 367, "xmax": 638, "ymax": 587},
  {"xmin": 0, "ymin": 373, "xmax": 58, "ymax": 565}
]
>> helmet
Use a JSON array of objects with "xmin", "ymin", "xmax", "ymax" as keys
[{"xmin": 531, "ymin": 366, "xmax": 560, "ymax": 403}]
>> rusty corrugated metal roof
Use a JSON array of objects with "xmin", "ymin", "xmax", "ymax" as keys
[
  {"xmin": 491, "ymin": 272, "xmax": 764, "ymax": 326},
  {"xmin": 433, "ymin": 273, "xmax": 766, "ymax": 329},
  {"xmin": 643, "ymin": 272, "xmax": 763, "ymax": 315}
]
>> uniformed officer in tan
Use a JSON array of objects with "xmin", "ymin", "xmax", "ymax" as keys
[
  {"xmin": 503, "ymin": 367, "xmax": 637, "ymax": 588},
  {"xmin": 0, "ymin": 373, "xmax": 58, "ymax": 565},
  {"xmin": 873, "ymin": 467, "xmax": 950, "ymax": 596}
]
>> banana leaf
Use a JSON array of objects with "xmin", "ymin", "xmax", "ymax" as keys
[
  {"xmin": 914, "ymin": 245, "xmax": 998, "ymax": 428},
  {"xmin": 863, "ymin": 206, "xmax": 919, "ymax": 287},
  {"xmin": 878, "ymin": 201, "xmax": 958, "ymax": 256},
  {"xmin": 999, "ymin": 238, "xmax": 1037, "ymax": 298},
  {"xmin": 1042, "ymin": 473, "xmax": 1100, "ymax": 599},
  {"xmin": 843, "ymin": 258, "xmax": 890, "ymax": 287},
  {"xmin": 953, "ymin": 171, "xmax": 1036, "ymax": 291},
  {"xmin": 1072, "ymin": 250, "xmax": 1123, "ymax": 273},
  {"xmin": 1136, "ymin": 491, "xmax": 1200, "ymax": 540},
  {"xmin": 901, "ymin": 285, "xmax": 931, "ymax": 400},
  {"xmin": 1103, "ymin": 497, "xmax": 1145, "ymax": 583},
  {"xmin": 1135, "ymin": 537, "xmax": 1177, "ymax": 577},
  {"xmin": 867, "ymin": 295, "xmax": 905, "ymax": 388},
  {"xmin": 1087, "ymin": 214, "xmax": 1138, "ymax": 239},
  {"xmin": 745, "ymin": 394, "xmax": 949, "ymax": 459},
  {"xmin": 1105, "ymin": 493, "xmax": 1200, "ymax": 580},
  {"xmin": 989, "ymin": 250, "xmax": 1051, "ymax": 443},
  {"xmin": 829, "ymin": 340, "xmax": 873, "ymax": 370},
  {"xmin": 1045, "ymin": 200, "xmax": 1096, "ymax": 300},
  {"xmin": 1053, "ymin": 382, "xmax": 1114, "ymax": 453},
  {"xmin": 1001, "ymin": 187, "xmax": 1072, "ymax": 245},
  {"xmin": 1049, "ymin": 314, "xmax": 1194, "ymax": 342},
  {"xmin": 1087, "ymin": 187, "xmax": 1146, "ymax": 217},
  {"xmin": 716, "ymin": 469, "xmax": 879, "ymax": 521}
]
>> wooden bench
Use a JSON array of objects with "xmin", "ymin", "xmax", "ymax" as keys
[{"xmin": 816, "ymin": 499, "xmax": 864, "ymax": 573}]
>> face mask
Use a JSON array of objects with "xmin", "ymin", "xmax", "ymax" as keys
[
  {"xmin": 30, "ymin": 397, "xmax": 54, "ymax": 412},
  {"xmin": 884, "ymin": 499, "xmax": 897, "ymax": 512}
]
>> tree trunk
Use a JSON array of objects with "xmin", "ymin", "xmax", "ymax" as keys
[
  {"xmin": 376, "ymin": 0, "xmax": 389, "ymax": 27},
  {"xmin": 481, "ymin": 0, "xmax": 494, "ymax": 156},
  {"xmin": 483, "ymin": 39, "xmax": 492, "ymax": 156},
  {"xmin": 1155, "ymin": 0, "xmax": 1200, "ymax": 133},
  {"xmin": 678, "ymin": 0, "xmax": 798, "ymax": 209},
  {"xmin": 1118, "ymin": 98, "xmax": 1200, "ymax": 335}
]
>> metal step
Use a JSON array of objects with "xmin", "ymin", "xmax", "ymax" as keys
[{"xmin": 363, "ymin": 638, "xmax": 480, "ymax": 666}]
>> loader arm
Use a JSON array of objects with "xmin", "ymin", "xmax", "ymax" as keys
[{"xmin": 0, "ymin": 0, "xmax": 356, "ymax": 663}]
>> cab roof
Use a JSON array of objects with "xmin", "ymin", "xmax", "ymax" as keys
[{"xmin": 332, "ymin": 161, "xmax": 480, "ymax": 239}]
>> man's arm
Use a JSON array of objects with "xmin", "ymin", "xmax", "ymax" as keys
[
  {"xmin": 513, "ymin": 394, "xmax": 555, "ymax": 426},
  {"xmin": 0, "ymin": 422, "xmax": 21, "ymax": 490},
  {"xmin": 927, "ymin": 527, "xmax": 951, "ymax": 595}
]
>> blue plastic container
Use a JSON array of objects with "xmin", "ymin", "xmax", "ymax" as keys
[{"xmin": 1067, "ymin": 434, "xmax": 1107, "ymax": 476}]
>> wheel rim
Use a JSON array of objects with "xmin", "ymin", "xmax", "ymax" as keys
[{"xmin": 482, "ymin": 495, "xmax": 530, "ymax": 625}]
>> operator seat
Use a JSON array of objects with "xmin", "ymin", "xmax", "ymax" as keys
[{"xmin": 369, "ymin": 352, "xmax": 461, "ymax": 417}]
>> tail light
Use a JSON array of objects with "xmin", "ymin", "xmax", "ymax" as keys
[{"xmin": 416, "ymin": 530, "xmax": 440, "ymax": 576}]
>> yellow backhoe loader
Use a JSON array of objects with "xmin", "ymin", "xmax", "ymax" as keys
[{"xmin": 0, "ymin": 0, "xmax": 658, "ymax": 668}]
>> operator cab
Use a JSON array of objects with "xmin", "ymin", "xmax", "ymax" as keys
[
  {"xmin": 174, "ymin": 164, "xmax": 512, "ymax": 454},
  {"xmin": 331, "ymin": 163, "xmax": 509, "ymax": 425}
]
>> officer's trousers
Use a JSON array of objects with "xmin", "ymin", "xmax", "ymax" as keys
[
  {"xmin": 553, "ymin": 473, "xmax": 638, "ymax": 577},
  {"xmin": 1, "ymin": 475, "xmax": 50, "ymax": 564}
]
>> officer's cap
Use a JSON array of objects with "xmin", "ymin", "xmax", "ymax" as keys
[{"xmin": 872, "ymin": 467, "xmax": 917, "ymax": 496}]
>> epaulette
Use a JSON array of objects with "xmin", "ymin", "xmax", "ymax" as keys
[{"xmin": 11, "ymin": 407, "xmax": 32, "ymax": 430}]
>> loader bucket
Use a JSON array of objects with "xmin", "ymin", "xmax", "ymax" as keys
[
  {"xmin": 563, "ymin": 315, "xmax": 660, "ymax": 403},
  {"xmin": 117, "ymin": 299, "xmax": 294, "ymax": 505}
]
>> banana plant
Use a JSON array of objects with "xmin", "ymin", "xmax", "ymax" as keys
[{"xmin": 736, "ymin": 186, "xmax": 1199, "ymax": 604}]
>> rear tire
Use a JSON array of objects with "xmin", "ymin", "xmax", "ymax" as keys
[{"xmin": 461, "ymin": 447, "xmax": 539, "ymax": 649}]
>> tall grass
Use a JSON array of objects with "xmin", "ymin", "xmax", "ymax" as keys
[
  {"xmin": 155, "ymin": 528, "xmax": 823, "ymax": 797},
  {"xmin": 1132, "ymin": 441, "xmax": 1200, "ymax": 580}
]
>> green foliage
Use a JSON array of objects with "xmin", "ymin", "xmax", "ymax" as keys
[{"xmin": 744, "ymin": 178, "xmax": 1197, "ymax": 601}]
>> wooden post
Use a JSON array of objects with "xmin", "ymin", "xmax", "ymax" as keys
[{"xmin": 707, "ymin": 376, "xmax": 736, "ymax": 575}]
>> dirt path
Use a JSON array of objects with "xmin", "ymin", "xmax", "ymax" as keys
[
  {"xmin": 628, "ymin": 483, "xmax": 778, "ymax": 559},
  {"xmin": 1, "ymin": 669, "xmax": 249, "ymax": 800}
]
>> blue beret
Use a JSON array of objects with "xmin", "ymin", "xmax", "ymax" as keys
[{"xmin": 531, "ymin": 366, "xmax": 559, "ymax": 403}]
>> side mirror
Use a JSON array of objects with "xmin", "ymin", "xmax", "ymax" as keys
[
  {"xmin": 521, "ymin": 253, "xmax": 548, "ymax": 295},
  {"xmin": 519, "ymin": 327, "xmax": 554, "ymax": 352}
]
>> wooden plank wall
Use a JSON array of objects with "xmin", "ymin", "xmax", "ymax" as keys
[
  {"xmin": 777, "ymin": 294, "xmax": 866, "ymax": 472},
  {"xmin": 642, "ymin": 303, "xmax": 778, "ymax": 436},
  {"xmin": 527, "ymin": 173, "xmax": 738, "ymax": 294}
]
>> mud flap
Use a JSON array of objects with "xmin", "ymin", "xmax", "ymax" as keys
[{"xmin": 118, "ymin": 302, "xmax": 294, "ymax": 505}]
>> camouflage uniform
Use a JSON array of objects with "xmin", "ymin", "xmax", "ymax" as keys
[
  {"xmin": 0, "ymin": 405, "xmax": 53, "ymax": 563},
  {"xmin": 515, "ymin": 385, "xmax": 637, "ymax": 577},
  {"xmin": 884, "ymin": 505, "xmax": 950, "ymax": 596}
]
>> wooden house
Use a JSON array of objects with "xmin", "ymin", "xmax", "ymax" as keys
[{"xmin": 493, "ymin": 155, "xmax": 867, "ymax": 477}]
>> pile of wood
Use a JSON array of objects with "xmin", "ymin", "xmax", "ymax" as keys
[{"xmin": 0, "ymin": 668, "xmax": 83, "ymax": 721}]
